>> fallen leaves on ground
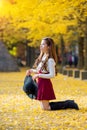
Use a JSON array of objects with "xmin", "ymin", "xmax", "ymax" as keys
[{"xmin": 0, "ymin": 68, "xmax": 87, "ymax": 130}]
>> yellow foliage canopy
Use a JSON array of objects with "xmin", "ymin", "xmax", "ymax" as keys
[{"xmin": 0, "ymin": 0, "xmax": 87, "ymax": 45}]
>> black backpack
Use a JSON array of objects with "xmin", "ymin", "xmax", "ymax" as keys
[{"xmin": 23, "ymin": 75, "xmax": 38, "ymax": 99}]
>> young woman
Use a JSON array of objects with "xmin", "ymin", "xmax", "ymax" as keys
[{"xmin": 26, "ymin": 37, "xmax": 79, "ymax": 111}]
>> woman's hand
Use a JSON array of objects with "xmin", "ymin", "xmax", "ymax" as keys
[
  {"xmin": 26, "ymin": 69, "xmax": 33, "ymax": 76},
  {"xmin": 26, "ymin": 70, "xmax": 31, "ymax": 76},
  {"xmin": 32, "ymin": 74, "xmax": 39, "ymax": 80}
]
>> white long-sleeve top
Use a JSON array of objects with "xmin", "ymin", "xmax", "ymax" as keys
[{"xmin": 32, "ymin": 58, "xmax": 56, "ymax": 79}]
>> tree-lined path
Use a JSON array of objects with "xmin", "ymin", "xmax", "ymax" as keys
[
  {"xmin": 0, "ymin": 0, "xmax": 87, "ymax": 74},
  {"xmin": 0, "ymin": 69, "xmax": 87, "ymax": 130},
  {"xmin": 0, "ymin": 1, "xmax": 87, "ymax": 129}
]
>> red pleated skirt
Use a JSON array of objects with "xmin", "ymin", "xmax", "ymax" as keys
[{"xmin": 36, "ymin": 77, "xmax": 56, "ymax": 100}]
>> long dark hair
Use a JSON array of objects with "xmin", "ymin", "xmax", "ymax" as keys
[
  {"xmin": 33, "ymin": 37, "xmax": 57, "ymax": 74},
  {"xmin": 42, "ymin": 37, "xmax": 57, "ymax": 63}
]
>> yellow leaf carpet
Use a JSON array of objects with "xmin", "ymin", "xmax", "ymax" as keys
[{"xmin": 0, "ymin": 68, "xmax": 87, "ymax": 130}]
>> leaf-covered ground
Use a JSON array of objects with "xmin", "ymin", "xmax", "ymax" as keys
[{"xmin": 0, "ymin": 68, "xmax": 87, "ymax": 130}]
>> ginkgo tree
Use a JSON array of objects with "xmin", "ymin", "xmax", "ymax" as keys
[
  {"xmin": 0, "ymin": 0, "xmax": 87, "ymax": 45},
  {"xmin": 0, "ymin": 0, "xmax": 87, "ymax": 70}
]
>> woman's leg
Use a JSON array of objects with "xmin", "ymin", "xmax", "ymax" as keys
[
  {"xmin": 49, "ymin": 100, "xmax": 79, "ymax": 110},
  {"xmin": 40, "ymin": 100, "xmax": 79, "ymax": 110},
  {"xmin": 40, "ymin": 100, "xmax": 51, "ymax": 110}
]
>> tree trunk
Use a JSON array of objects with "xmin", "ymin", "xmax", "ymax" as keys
[
  {"xmin": 78, "ymin": 37, "xmax": 84, "ymax": 69},
  {"xmin": 84, "ymin": 37, "xmax": 87, "ymax": 70},
  {"xmin": 83, "ymin": 17, "xmax": 87, "ymax": 70},
  {"xmin": 26, "ymin": 46, "xmax": 35, "ymax": 67},
  {"xmin": 0, "ymin": 41, "xmax": 19, "ymax": 72},
  {"xmin": 60, "ymin": 34, "xmax": 65, "ymax": 68}
]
